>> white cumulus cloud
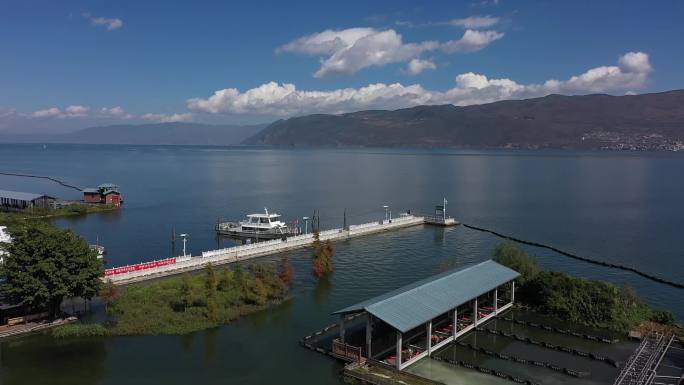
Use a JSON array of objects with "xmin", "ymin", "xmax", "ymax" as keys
[
  {"xmin": 84, "ymin": 13, "xmax": 123, "ymax": 31},
  {"xmin": 187, "ymin": 81, "xmax": 433, "ymax": 116},
  {"xmin": 99, "ymin": 106, "xmax": 134, "ymax": 119},
  {"xmin": 441, "ymin": 29, "xmax": 504, "ymax": 53},
  {"xmin": 32, "ymin": 105, "xmax": 90, "ymax": 119},
  {"xmin": 32, "ymin": 107, "xmax": 63, "ymax": 118},
  {"xmin": 277, "ymin": 27, "xmax": 502, "ymax": 77},
  {"xmin": 188, "ymin": 52, "xmax": 653, "ymax": 116},
  {"xmin": 406, "ymin": 59, "xmax": 437, "ymax": 75},
  {"xmin": 449, "ymin": 16, "xmax": 500, "ymax": 28},
  {"xmin": 27, "ymin": 105, "xmax": 193, "ymax": 124}
]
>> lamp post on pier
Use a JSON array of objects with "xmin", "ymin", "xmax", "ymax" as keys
[
  {"xmin": 302, "ymin": 217, "xmax": 310, "ymax": 234},
  {"xmin": 180, "ymin": 233, "xmax": 189, "ymax": 258}
]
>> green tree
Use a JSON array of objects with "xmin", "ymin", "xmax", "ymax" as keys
[
  {"xmin": 218, "ymin": 268, "xmax": 231, "ymax": 291},
  {"xmin": 204, "ymin": 264, "xmax": 218, "ymax": 320},
  {"xmin": 0, "ymin": 223, "xmax": 103, "ymax": 318},
  {"xmin": 245, "ymin": 278, "xmax": 268, "ymax": 305},
  {"xmin": 206, "ymin": 297, "xmax": 219, "ymax": 322},
  {"xmin": 494, "ymin": 242, "xmax": 540, "ymax": 285},
  {"xmin": 204, "ymin": 263, "xmax": 217, "ymax": 296},
  {"xmin": 179, "ymin": 274, "xmax": 192, "ymax": 311},
  {"xmin": 233, "ymin": 264, "xmax": 245, "ymax": 291}
]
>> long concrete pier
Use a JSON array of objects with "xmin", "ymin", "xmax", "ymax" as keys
[{"xmin": 106, "ymin": 215, "xmax": 429, "ymax": 285}]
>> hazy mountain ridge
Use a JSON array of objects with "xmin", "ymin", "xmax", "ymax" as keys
[
  {"xmin": 243, "ymin": 90, "xmax": 684, "ymax": 150},
  {"xmin": 0, "ymin": 122, "xmax": 265, "ymax": 146}
]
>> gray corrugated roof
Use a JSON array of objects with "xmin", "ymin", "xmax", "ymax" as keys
[
  {"xmin": 333, "ymin": 259, "xmax": 519, "ymax": 333},
  {"xmin": 82, "ymin": 188, "xmax": 99, "ymax": 193},
  {"xmin": 0, "ymin": 190, "xmax": 53, "ymax": 201}
]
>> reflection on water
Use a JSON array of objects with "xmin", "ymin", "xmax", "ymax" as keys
[
  {"xmin": 0, "ymin": 334, "xmax": 108, "ymax": 385},
  {"xmin": 314, "ymin": 275, "xmax": 334, "ymax": 305}
]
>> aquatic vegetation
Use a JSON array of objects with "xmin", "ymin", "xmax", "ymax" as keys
[
  {"xmin": 101, "ymin": 262, "xmax": 289, "ymax": 335},
  {"xmin": 53, "ymin": 323, "xmax": 109, "ymax": 338},
  {"xmin": 494, "ymin": 242, "xmax": 674, "ymax": 334}
]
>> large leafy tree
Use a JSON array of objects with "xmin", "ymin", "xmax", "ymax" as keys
[{"xmin": 0, "ymin": 223, "xmax": 104, "ymax": 318}]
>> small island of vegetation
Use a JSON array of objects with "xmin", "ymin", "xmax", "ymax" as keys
[{"xmin": 55, "ymin": 259, "xmax": 293, "ymax": 337}]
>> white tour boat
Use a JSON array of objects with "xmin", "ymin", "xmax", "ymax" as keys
[{"xmin": 215, "ymin": 208, "xmax": 296, "ymax": 240}]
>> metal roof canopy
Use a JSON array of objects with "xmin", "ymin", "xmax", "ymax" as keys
[
  {"xmin": 333, "ymin": 259, "xmax": 520, "ymax": 333},
  {"xmin": 0, "ymin": 190, "xmax": 54, "ymax": 201}
]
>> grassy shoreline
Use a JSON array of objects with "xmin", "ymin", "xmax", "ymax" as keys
[
  {"xmin": 25, "ymin": 203, "xmax": 120, "ymax": 219},
  {"xmin": 54, "ymin": 262, "xmax": 290, "ymax": 337},
  {"xmin": 1, "ymin": 204, "xmax": 119, "ymax": 229},
  {"xmin": 495, "ymin": 242, "xmax": 680, "ymax": 337}
]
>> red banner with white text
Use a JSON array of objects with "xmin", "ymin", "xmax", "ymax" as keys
[{"xmin": 105, "ymin": 258, "xmax": 177, "ymax": 276}]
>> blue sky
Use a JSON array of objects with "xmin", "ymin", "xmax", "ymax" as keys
[{"xmin": 1, "ymin": 0, "xmax": 683, "ymax": 132}]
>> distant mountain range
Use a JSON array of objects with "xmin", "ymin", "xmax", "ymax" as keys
[
  {"xmin": 2, "ymin": 90, "xmax": 683, "ymax": 150},
  {"xmin": 0, "ymin": 122, "xmax": 265, "ymax": 146},
  {"xmin": 244, "ymin": 90, "xmax": 684, "ymax": 150}
]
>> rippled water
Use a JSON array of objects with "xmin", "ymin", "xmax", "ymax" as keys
[{"xmin": 0, "ymin": 144, "xmax": 682, "ymax": 385}]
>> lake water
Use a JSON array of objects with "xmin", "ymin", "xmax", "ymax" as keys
[{"xmin": 0, "ymin": 144, "xmax": 682, "ymax": 385}]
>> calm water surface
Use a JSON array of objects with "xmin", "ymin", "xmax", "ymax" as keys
[{"xmin": 0, "ymin": 144, "xmax": 682, "ymax": 385}]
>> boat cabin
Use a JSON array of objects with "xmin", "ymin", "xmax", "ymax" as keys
[{"xmin": 241, "ymin": 210, "xmax": 286, "ymax": 231}]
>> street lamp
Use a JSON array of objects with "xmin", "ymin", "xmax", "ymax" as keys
[
  {"xmin": 383, "ymin": 205, "xmax": 389, "ymax": 221},
  {"xmin": 302, "ymin": 217, "xmax": 310, "ymax": 234},
  {"xmin": 180, "ymin": 233, "xmax": 189, "ymax": 257}
]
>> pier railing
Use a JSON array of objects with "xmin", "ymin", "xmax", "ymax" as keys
[
  {"xmin": 105, "ymin": 215, "xmax": 425, "ymax": 283},
  {"xmin": 332, "ymin": 339, "xmax": 364, "ymax": 363}
]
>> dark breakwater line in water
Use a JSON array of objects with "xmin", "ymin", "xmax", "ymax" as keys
[
  {"xmin": 462, "ymin": 223, "xmax": 684, "ymax": 290},
  {"xmin": 0, "ymin": 172, "xmax": 82, "ymax": 192}
]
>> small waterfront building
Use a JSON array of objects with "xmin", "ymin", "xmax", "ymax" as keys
[
  {"xmin": 102, "ymin": 190, "xmax": 122, "ymax": 206},
  {"xmin": 82, "ymin": 188, "xmax": 102, "ymax": 203},
  {"xmin": 0, "ymin": 190, "xmax": 56, "ymax": 211},
  {"xmin": 81, "ymin": 183, "xmax": 123, "ymax": 206},
  {"xmin": 332, "ymin": 260, "xmax": 519, "ymax": 370}
]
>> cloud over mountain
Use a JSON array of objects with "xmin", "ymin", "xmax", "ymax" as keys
[{"xmin": 188, "ymin": 51, "xmax": 652, "ymax": 116}]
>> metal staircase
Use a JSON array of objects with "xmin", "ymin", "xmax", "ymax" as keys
[{"xmin": 614, "ymin": 333, "xmax": 675, "ymax": 385}]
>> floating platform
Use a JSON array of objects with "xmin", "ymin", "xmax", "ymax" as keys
[{"xmin": 423, "ymin": 216, "xmax": 460, "ymax": 227}]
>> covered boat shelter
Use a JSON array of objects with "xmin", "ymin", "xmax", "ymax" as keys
[{"xmin": 332, "ymin": 260, "xmax": 520, "ymax": 370}]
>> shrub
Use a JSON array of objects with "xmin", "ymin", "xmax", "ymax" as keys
[
  {"xmin": 650, "ymin": 310, "xmax": 675, "ymax": 325},
  {"xmin": 53, "ymin": 323, "xmax": 109, "ymax": 338},
  {"xmin": 494, "ymin": 242, "xmax": 540, "ymax": 285},
  {"xmin": 494, "ymin": 242, "xmax": 655, "ymax": 334}
]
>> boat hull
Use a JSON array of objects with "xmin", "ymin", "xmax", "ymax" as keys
[{"xmin": 215, "ymin": 223, "xmax": 297, "ymax": 240}]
